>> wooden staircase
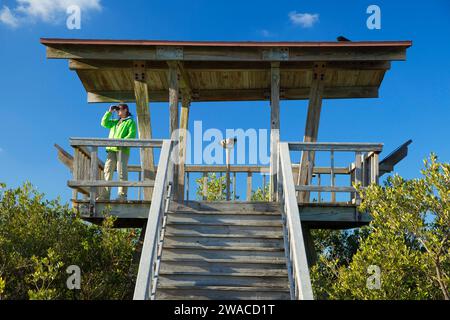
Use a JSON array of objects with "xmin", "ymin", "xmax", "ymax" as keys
[{"xmin": 155, "ymin": 201, "xmax": 291, "ymax": 300}]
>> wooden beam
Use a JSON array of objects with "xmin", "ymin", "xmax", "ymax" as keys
[
  {"xmin": 177, "ymin": 95, "xmax": 190, "ymax": 200},
  {"xmin": 133, "ymin": 61, "xmax": 155, "ymax": 200},
  {"xmin": 269, "ymin": 62, "xmax": 280, "ymax": 201},
  {"xmin": 46, "ymin": 44, "xmax": 408, "ymax": 61},
  {"xmin": 69, "ymin": 59, "xmax": 391, "ymax": 72},
  {"xmin": 168, "ymin": 64, "xmax": 180, "ymax": 136},
  {"xmin": 87, "ymin": 86, "xmax": 378, "ymax": 103},
  {"xmin": 297, "ymin": 62, "xmax": 326, "ymax": 202},
  {"xmin": 168, "ymin": 63, "xmax": 180, "ymax": 198}
]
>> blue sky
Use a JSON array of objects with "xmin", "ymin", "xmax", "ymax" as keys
[{"xmin": 0, "ymin": 0, "xmax": 449, "ymax": 202}]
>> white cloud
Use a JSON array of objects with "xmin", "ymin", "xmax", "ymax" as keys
[
  {"xmin": 0, "ymin": 6, "xmax": 19, "ymax": 28},
  {"xmin": 0, "ymin": 0, "xmax": 101, "ymax": 27},
  {"xmin": 260, "ymin": 29, "xmax": 273, "ymax": 38},
  {"xmin": 289, "ymin": 11, "xmax": 319, "ymax": 28}
]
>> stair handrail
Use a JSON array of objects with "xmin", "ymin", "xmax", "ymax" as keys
[
  {"xmin": 133, "ymin": 139, "xmax": 174, "ymax": 300},
  {"xmin": 277, "ymin": 142, "xmax": 314, "ymax": 300}
]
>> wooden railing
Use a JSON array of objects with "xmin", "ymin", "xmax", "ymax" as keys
[
  {"xmin": 184, "ymin": 165, "xmax": 270, "ymax": 201},
  {"xmin": 289, "ymin": 142, "xmax": 383, "ymax": 204},
  {"xmin": 69, "ymin": 137, "xmax": 164, "ymax": 215},
  {"xmin": 182, "ymin": 164, "xmax": 349, "ymax": 202},
  {"xmin": 277, "ymin": 142, "xmax": 314, "ymax": 300},
  {"xmin": 133, "ymin": 139, "xmax": 174, "ymax": 300}
]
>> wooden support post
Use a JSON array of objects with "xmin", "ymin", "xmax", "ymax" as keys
[
  {"xmin": 233, "ymin": 172, "xmax": 237, "ymax": 200},
  {"xmin": 371, "ymin": 153, "xmax": 379, "ymax": 184},
  {"xmin": 133, "ymin": 61, "xmax": 155, "ymax": 201},
  {"xmin": 297, "ymin": 62, "xmax": 326, "ymax": 202},
  {"xmin": 302, "ymin": 225, "xmax": 317, "ymax": 267},
  {"xmin": 246, "ymin": 172, "xmax": 253, "ymax": 201},
  {"xmin": 263, "ymin": 174, "xmax": 267, "ymax": 200},
  {"xmin": 317, "ymin": 173, "xmax": 321, "ymax": 203},
  {"xmin": 269, "ymin": 62, "xmax": 280, "ymax": 202},
  {"xmin": 186, "ymin": 172, "xmax": 190, "ymax": 201},
  {"xmin": 177, "ymin": 95, "xmax": 190, "ymax": 200},
  {"xmin": 72, "ymin": 148, "xmax": 80, "ymax": 208},
  {"xmin": 202, "ymin": 172, "xmax": 208, "ymax": 200},
  {"xmin": 330, "ymin": 150, "xmax": 336, "ymax": 203},
  {"xmin": 168, "ymin": 63, "xmax": 180, "ymax": 198},
  {"xmin": 168, "ymin": 64, "xmax": 180, "ymax": 136},
  {"xmin": 89, "ymin": 146, "xmax": 98, "ymax": 216},
  {"xmin": 354, "ymin": 152, "xmax": 362, "ymax": 204}
]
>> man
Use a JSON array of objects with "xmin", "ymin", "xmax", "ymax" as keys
[{"xmin": 97, "ymin": 103, "xmax": 137, "ymax": 201}]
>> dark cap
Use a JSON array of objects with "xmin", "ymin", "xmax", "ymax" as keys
[{"xmin": 117, "ymin": 103, "xmax": 129, "ymax": 110}]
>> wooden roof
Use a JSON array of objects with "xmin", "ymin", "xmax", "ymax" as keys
[{"xmin": 41, "ymin": 38, "xmax": 411, "ymax": 103}]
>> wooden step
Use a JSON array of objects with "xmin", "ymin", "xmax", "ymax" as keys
[
  {"xmin": 165, "ymin": 224, "xmax": 283, "ymax": 238},
  {"xmin": 167, "ymin": 213, "xmax": 283, "ymax": 227},
  {"xmin": 161, "ymin": 248, "xmax": 286, "ymax": 264},
  {"xmin": 170, "ymin": 201, "xmax": 281, "ymax": 213},
  {"xmin": 163, "ymin": 235, "xmax": 284, "ymax": 251},
  {"xmin": 159, "ymin": 260, "xmax": 288, "ymax": 277},
  {"xmin": 156, "ymin": 286, "xmax": 291, "ymax": 300},
  {"xmin": 157, "ymin": 274, "xmax": 289, "ymax": 289}
]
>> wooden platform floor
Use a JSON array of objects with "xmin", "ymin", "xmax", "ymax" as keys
[{"xmin": 74, "ymin": 200, "xmax": 371, "ymax": 229}]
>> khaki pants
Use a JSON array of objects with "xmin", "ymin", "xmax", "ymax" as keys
[{"xmin": 99, "ymin": 151, "xmax": 129, "ymax": 199}]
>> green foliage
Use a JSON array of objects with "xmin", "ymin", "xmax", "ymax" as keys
[
  {"xmin": 251, "ymin": 184, "xmax": 270, "ymax": 202},
  {"xmin": 195, "ymin": 173, "xmax": 229, "ymax": 201},
  {"xmin": 310, "ymin": 154, "xmax": 450, "ymax": 300},
  {"xmin": 0, "ymin": 276, "xmax": 5, "ymax": 299},
  {"xmin": 0, "ymin": 182, "xmax": 138, "ymax": 300}
]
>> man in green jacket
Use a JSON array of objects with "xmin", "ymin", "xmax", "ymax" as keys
[{"xmin": 97, "ymin": 103, "xmax": 137, "ymax": 201}]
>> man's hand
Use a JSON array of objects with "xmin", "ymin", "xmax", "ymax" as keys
[{"xmin": 109, "ymin": 105, "xmax": 117, "ymax": 113}]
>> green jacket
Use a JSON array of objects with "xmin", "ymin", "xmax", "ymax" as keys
[{"xmin": 101, "ymin": 111, "xmax": 137, "ymax": 154}]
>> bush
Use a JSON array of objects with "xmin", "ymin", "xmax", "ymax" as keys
[{"xmin": 0, "ymin": 182, "xmax": 138, "ymax": 300}]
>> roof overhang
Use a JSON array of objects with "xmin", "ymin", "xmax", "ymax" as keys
[{"xmin": 41, "ymin": 38, "xmax": 412, "ymax": 103}]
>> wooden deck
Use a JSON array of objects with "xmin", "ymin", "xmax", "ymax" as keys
[{"xmin": 74, "ymin": 200, "xmax": 370, "ymax": 229}]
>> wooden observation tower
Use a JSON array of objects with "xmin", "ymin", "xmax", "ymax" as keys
[{"xmin": 42, "ymin": 38, "xmax": 412, "ymax": 300}]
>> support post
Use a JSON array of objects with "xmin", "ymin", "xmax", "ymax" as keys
[
  {"xmin": 89, "ymin": 146, "xmax": 98, "ymax": 216},
  {"xmin": 133, "ymin": 61, "xmax": 155, "ymax": 201},
  {"xmin": 246, "ymin": 172, "xmax": 253, "ymax": 201},
  {"xmin": 297, "ymin": 62, "xmax": 326, "ymax": 202},
  {"xmin": 177, "ymin": 95, "xmax": 190, "ymax": 200},
  {"xmin": 269, "ymin": 62, "xmax": 280, "ymax": 201},
  {"xmin": 168, "ymin": 63, "xmax": 180, "ymax": 198}
]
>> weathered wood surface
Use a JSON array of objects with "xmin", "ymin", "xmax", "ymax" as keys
[
  {"xmin": 269, "ymin": 62, "xmax": 280, "ymax": 201},
  {"xmin": 177, "ymin": 96, "xmax": 190, "ymax": 200},
  {"xmin": 296, "ymin": 63, "xmax": 326, "ymax": 203},
  {"xmin": 134, "ymin": 140, "xmax": 173, "ymax": 300},
  {"xmin": 295, "ymin": 185, "xmax": 356, "ymax": 192},
  {"xmin": 278, "ymin": 142, "xmax": 314, "ymax": 300},
  {"xmin": 134, "ymin": 69, "xmax": 156, "ymax": 200},
  {"xmin": 44, "ymin": 41, "xmax": 410, "ymax": 61},
  {"xmin": 87, "ymin": 86, "xmax": 380, "ymax": 103},
  {"xmin": 290, "ymin": 142, "xmax": 383, "ymax": 152},
  {"xmin": 68, "ymin": 180, "xmax": 154, "ymax": 187},
  {"xmin": 70, "ymin": 137, "xmax": 164, "ymax": 148}
]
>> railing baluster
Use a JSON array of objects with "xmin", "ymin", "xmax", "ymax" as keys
[
  {"xmin": 317, "ymin": 173, "xmax": 321, "ymax": 203},
  {"xmin": 202, "ymin": 172, "xmax": 207, "ymax": 200},
  {"xmin": 186, "ymin": 172, "xmax": 190, "ymax": 201},
  {"xmin": 330, "ymin": 150, "xmax": 335, "ymax": 203},
  {"xmin": 233, "ymin": 172, "xmax": 236, "ymax": 200},
  {"xmin": 354, "ymin": 152, "xmax": 362, "ymax": 204},
  {"xmin": 246, "ymin": 172, "xmax": 252, "ymax": 201},
  {"xmin": 89, "ymin": 147, "xmax": 98, "ymax": 216}
]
